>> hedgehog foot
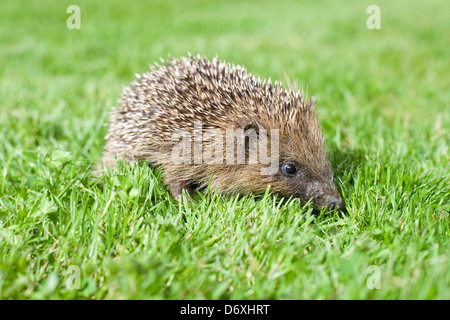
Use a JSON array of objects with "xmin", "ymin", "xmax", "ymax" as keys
[{"xmin": 170, "ymin": 180, "xmax": 193, "ymax": 201}]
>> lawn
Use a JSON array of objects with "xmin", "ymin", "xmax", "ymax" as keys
[{"xmin": 0, "ymin": 0, "xmax": 448, "ymax": 299}]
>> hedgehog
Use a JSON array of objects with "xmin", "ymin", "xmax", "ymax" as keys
[{"xmin": 102, "ymin": 54, "xmax": 344, "ymax": 212}]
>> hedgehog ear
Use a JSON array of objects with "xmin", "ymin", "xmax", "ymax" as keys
[
  {"xmin": 241, "ymin": 121, "xmax": 261, "ymax": 164},
  {"xmin": 243, "ymin": 122, "xmax": 260, "ymax": 136}
]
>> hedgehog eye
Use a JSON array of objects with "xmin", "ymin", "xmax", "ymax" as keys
[{"xmin": 281, "ymin": 163, "xmax": 298, "ymax": 176}]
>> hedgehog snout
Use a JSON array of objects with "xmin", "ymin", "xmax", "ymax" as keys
[
  {"xmin": 302, "ymin": 180, "xmax": 344, "ymax": 212},
  {"xmin": 325, "ymin": 195, "xmax": 345, "ymax": 213}
]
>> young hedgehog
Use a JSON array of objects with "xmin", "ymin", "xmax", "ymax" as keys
[{"xmin": 102, "ymin": 54, "xmax": 344, "ymax": 212}]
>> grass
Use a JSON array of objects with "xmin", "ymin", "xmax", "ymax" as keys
[{"xmin": 0, "ymin": 0, "xmax": 448, "ymax": 299}]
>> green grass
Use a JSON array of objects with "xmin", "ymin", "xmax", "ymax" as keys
[{"xmin": 0, "ymin": 0, "xmax": 448, "ymax": 299}]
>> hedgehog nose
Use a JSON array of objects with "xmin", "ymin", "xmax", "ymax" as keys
[{"xmin": 326, "ymin": 197, "xmax": 344, "ymax": 212}]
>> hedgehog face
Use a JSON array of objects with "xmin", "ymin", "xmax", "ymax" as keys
[
  {"xmin": 235, "ymin": 118, "xmax": 344, "ymax": 212},
  {"xmin": 277, "ymin": 160, "xmax": 344, "ymax": 212},
  {"xmin": 248, "ymin": 115, "xmax": 343, "ymax": 212}
]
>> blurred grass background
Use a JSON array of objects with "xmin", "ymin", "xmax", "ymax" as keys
[{"xmin": 0, "ymin": 0, "xmax": 448, "ymax": 299}]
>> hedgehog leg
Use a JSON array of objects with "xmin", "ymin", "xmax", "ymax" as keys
[{"xmin": 169, "ymin": 180, "xmax": 193, "ymax": 201}]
